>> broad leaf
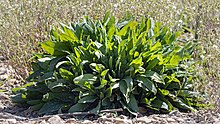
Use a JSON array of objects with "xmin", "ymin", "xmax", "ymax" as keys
[
  {"xmin": 78, "ymin": 95, "xmax": 98, "ymax": 103},
  {"xmin": 127, "ymin": 94, "xmax": 139, "ymax": 112},
  {"xmin": 59, "ymin": 68, "xmax": 74, "ymax": 80},
  {"xmin": 145, "ymin": 71, "xmax": 164, "ymax": 84},
  {"xmin": 41, "ymin": 41, "xmax": 55, "ymax": 55},
  {"xmin": 38, "ymin": 102, "xmax": 63, "ymax": 115},
  {"xmin": 68, "ymin": 103, "xmax": 90, "ymax": 113},
  {"xmin": 151, "ymin": 98, "xmax": 169, "ymax": 110},
  {"xmin": 136, "ymin": 76, "xmax": 157, "ymax": 94},
  {"xmin": 74, "ymin": 74, "xmax": 97, "ymax": 85}
]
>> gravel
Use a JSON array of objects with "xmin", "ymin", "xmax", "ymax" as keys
[{"xmin": 0, "ymin": 56, "xmax": 220, "ymax": 124}]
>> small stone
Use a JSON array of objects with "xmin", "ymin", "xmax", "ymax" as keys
[
  {"xmin": 7, "ymin": 79, "xmax": 17, "ymax": 84},
  {"xmin": 166, "ymin": 118, "xmax": 176, "ymax": 122},
  {"xmin": 212, "ymin": 116, "xmax": 220, "ymax": 124},
  {"xmin": 0, "ymin": 104, "xmax": 7, "ymax": 110},
  {"xmin": 0, "ymin": 68, "xmax": 7, "ymax": 75},
  {"xmin": 136, "ymin": 117, "xmax": 152, "ymax": 123},
  {"xmin": 16, "ymin": 122, "xmax": 29, "ymax": 124},
  {"xmin": 65, "ymin": 118, "xmax": 77, "ymax": 123},
  {"xmin": 113, "ymin": 118, "xmax": 130, "ymax": 124},
  {"xmin": 152, "ymin": 116, "xmax": 161, "ymax": 120},
  {"xmin": 0, "ymin": 93, "xmax": 9, "ymax": 100},
  {"xmin": 47, "ymin": 115, "xmax": 64, "ymax": 124},
  {"xmin": 97, "ymin": 116, "xmax": 108, "ymax": 123},
  {"xmin": 6, "ymin": 119, "xmax": 17, "ymax": 124},
  {"xmin": 118, "ymin": 115, "xmax": 127, "ymax": 119},
  {"xmin": 0, "ymin": 120, "xmax": 9, "ymax": 124},
  {"xmin": 81, "ymin": 120, "xmax": 93, "ymax": 124},
  {"xmin": 0, "ymin": 74, "xmax": 9, "ymax": 81},
  {"xmin": 160, "ymin": 114, "xmax": 167, "ymax": 118},
  {"xmin": 214, "ymin": 121, "xmax": 220, "ymax": 124},
  {"xmin": 169, "ymin": 110, "xmax": 179, "ymax": 116},
  {"xmin": 175, "ymin": 117, "xmax": 184, "ymax": 122},
  {"xmin": 0, "ymin": 56, "xmax": 4, "ymax": 61},
  {"xmin": 39, "ymin": 120, "xmax": 49, "ymax": 124}
]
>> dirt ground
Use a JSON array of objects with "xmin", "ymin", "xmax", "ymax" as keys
[{"xmin": 1, "ymin": 56, "xmax": 220, "ymax": 124}]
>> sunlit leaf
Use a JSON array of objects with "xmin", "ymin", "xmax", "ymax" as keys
[{"xmin": 136, "ymin": 76, "xmax": 157, "ymax": 94}]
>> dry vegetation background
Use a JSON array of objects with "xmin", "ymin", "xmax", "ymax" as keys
[{"xmin": 0, "ymin": 0, "xmax": 219, "ymax": 111}]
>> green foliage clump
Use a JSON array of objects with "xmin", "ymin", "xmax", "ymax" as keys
[{"xmin": 11, "ymin": 13, "xmax": 204, "ymax": 115}]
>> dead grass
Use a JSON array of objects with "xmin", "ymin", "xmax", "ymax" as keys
[{"xmin": 0, "ymin": 0, "xmax": 219, "ymax": 111}]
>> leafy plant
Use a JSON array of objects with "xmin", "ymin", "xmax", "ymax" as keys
[{"xmin": 11, "ymin": 12, "xmax": 204, "ymax": 115}]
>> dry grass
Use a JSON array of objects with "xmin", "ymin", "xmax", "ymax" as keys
[{"xmin": 0, "ymin": 0, "xmax": 219, "ymax": 111}]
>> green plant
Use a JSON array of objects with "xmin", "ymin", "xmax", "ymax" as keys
[{"xmin": 11, "ymin": 13, "xmax": 204, "ymax": 115}]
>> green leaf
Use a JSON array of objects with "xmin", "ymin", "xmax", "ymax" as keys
[
  {"xmin": 151, "ymin": 98, "xmax": 169, "ymax": 110},
  {"xmin": 78, "ymin": 95, "xmax": 98, "ymax": 103},
  {"xmin": 168, "ymin": 94, "xmax": 195, "ymax": 111},
  {"xmin": 119, "ymin": 77, "xmax": 133, "ymax": 103},
  {"xmin": 50, "ymin": 28, "xmax": 59, "ymax": 40},
  {"xmin": 105, "ymin": 87, "xmax": 112, "ymax": 98},
  {"xmin": 38, "ymin": 102, "xmax": 63, "ymax": 115},
  {"xmin": 74, "ymin": 47, "xmax": 81, "ymax": 58},
  {"xmin": 146, "ymin": 18, "xmax": 155, "ymax": 37},
  {"xmin": 90, "ymin": 63, "xmax": 105, "ymax": 73},
  {"xmin": 56, "ymin": 61, "xmax": 72, "ymax": 68},
  {"xmin": 47, "ymin": 79, "xmax": 67, "ymax": 91},
  {"xmin": 12, "ymin": 82, "xmax": 34, "ymax": 94},
  {"xmin": 119, "ymin": 80, "xmax": 128, "ymax": 101},
  {"xmin": 38, "ymin": 72, "xmax": 54, "ymax": 82},
  {"xmin": 101, "ymin": 69, "xmax": 109, "ymax": 77},
  {"xmin": 123, "ymin": 77, "xmax": 133, "ymax": 92},
  {"xmin": 145, "ymin": 71, "xmax": 164, "ymax": 84},
  {"xmin": 165, "ymin": 55, "xmax": 182, "ymax": 68},
  {"xmin": 62, "ymin": 25, "xmax": 78, "ymax": 41},
  {"xmin": 112, "ymin": 82, "xmax": 119, "ymax": 89},
  {"xmin": 11, "ymin": 93, "xmax": 27, "ymax": 103},
  {"xmin": 129, "ymin": 57, "xmax": 143, "ymax": 67},
  {"xmin": 120, "ymin": 101, "xmax": 138, "ymax": 116},
  {"xmin": 117, "ymin": 20, "xmax": 130, "ymax": 29},
  {"xmin": 94, "ymin": 41, "xmax": 103, "ymax": 49},
  {"xmin": 30, "ymin": 103, "xmax": 44, "ymax": 111},
  {"xmin": 146, "ymin": 58, "xmax": 159, "ymax": 70},
  {"xmin": 118, "ymin": 21, "xmax": 137, "ymax": 36},
  {"xmin": 95, "ymin": 79, "xmax": 107, "ymax": 89},
  {"xmin": 107, "ymin": 16, "xmax": 116, "ymax": 28},
  {"xmin": 41, "ymin": 40, "xmax": 55, "ymax": 55},
  {"xmin": 67, "ymin": 53, "xmax": 81, "ymax": 66},
  {"xmin": 127, "ymin": 94, "xmax": 139, "ymax": 112},
  {"xmin": 109, "ymin": 56, "xmax": 113, "ymax": 70},
  {"xmin": 74, "ymin": 74, "xmax": 97, "ymax": 85},
  {"xmin": 68, "ymin": 103, "xmax": 90, "ymax": 113},
  {"xmin": 138, "ymin": 83, "xmax": 149, "ymax": 92},
  {"xmin": 49, "ymin": 57, "xmax": 64, "ymax": 71},
  {"xmin": 107, "ymin": 24, "xmax": 115, "ymax": 40},
  {"xmin": 89, "ymin": 101, "xmax": 101, "ymax": 114},
  {"xmin": 42, "ymin": 92, "xmax": 75, "ymax": 102},
  {"xmin": 136, "ymin": 76, "xmax": 157, "ymax": 94},
  {"xmin": 27, "ymin": 100, "xmax": 42, "ymax": 105},
  {"xmin": 29, "ymin": 65, "xmax": 47, "ymax": 77},
  {"xmin": 59, "ymin": 68, "xmax": 74, "ymax": 80},
  {"xmin": 103, "ymin": 11, "xmax": 111, "ymax": 25},
  {"xmin": 159, "ymin": 89, "xmax": 169, "ymax": 96},
  {"xmin": 150, "ymin": 41, "xmax": 161, "ymax": 51}
]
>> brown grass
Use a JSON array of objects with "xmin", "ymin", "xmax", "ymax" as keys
[{"xmin": 0, "ymin": 0, "xmax": 219, "ymax": 111}]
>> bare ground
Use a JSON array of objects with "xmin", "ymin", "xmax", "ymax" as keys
[{"xmin": 0, "ymin": 56, "xmax": 220, "ymax": 124}]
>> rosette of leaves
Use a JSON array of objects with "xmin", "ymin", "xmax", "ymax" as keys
[{"xmin": 11, "ymin": 12, "xmax": 204, "ymax": 115}]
